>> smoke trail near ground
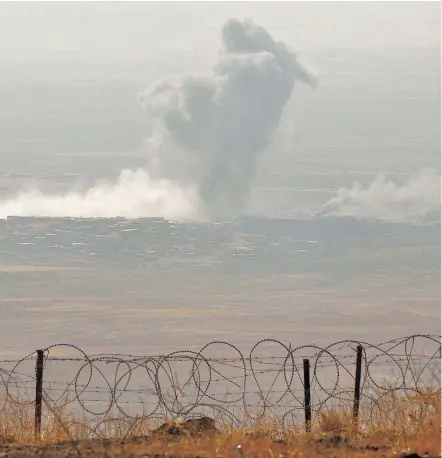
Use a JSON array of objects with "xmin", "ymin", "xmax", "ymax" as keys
[
  {"xmin": 0, "ymin": 169, "xmax": 200, "ymax": 220},
  {"xmin": 139, "ymin": 18, "xmax": 316, "ymax": 219},
  {"xmin": 317, "ymin": 168, "xmax": 441, "ymax": 223}
]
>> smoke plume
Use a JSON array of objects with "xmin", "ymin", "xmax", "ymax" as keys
[
  {"xmin": 139, "ymin": 18, "xmax": 316, "ymax": 219},
  {"xmin": 317, "ymin": 168, "xmax": 440, "ymax": 224},
  {"xmin": 0, "ymin": 19, "xmax": 314, "ymax": 221}
]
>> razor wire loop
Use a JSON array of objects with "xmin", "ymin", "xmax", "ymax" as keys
[{"xmin": 0, "ymin": 334, "xmax": 440, "ymax": 437}]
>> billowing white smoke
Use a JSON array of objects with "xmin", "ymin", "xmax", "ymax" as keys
[
  {"xmin": 140, "ymin": 18, "xmax": 316, "ymax": 219},
  {"xmin": 0, "ymin": 169, "xmax": 200, "ymax": 220},
  {"xmin": 317, "ymin": 168, "xmax": 441, "ymax": 224},
  {"xmin": 0, "ymin": 19, "xmax": 314, "ymax": 221}
]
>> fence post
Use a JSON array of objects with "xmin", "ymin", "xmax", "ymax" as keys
[
  {"xmin": 35, "ymin": 349, "xmax": 44, "ymax": 437},
  {"xmin": 352, "ymin": 345, "xmax": 363, "ymax": 429},
  {"xmin": 303, "ymin": 358, "xmax": 312, "ymax": 432}
]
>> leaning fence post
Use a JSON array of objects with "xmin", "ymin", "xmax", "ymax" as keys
[
  {"xmin": 352, "ymin": 345, "xmax": 363, "ymax": 429},
  {"xmin": 303, "ymin": 358, "xmax": 312, "ymax": 432},
  {"xmin": 35, "ymin": 349, "xmax": 44, "ymax": 437}
]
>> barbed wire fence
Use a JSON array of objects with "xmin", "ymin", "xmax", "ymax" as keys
[{"xmin": 1, "ymin": 334, "xmax": 440, "ymax": 438}]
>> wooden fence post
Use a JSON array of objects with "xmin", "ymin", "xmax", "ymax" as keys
[
  {"xmin": 303, "ymin": 358, "xmax": 312, "ymax": 432},
  {"xmin": 352, "ymin": 345, "xmax": 363, "ymax": 429},
  {"xmin": 35, "ymin": 349, "xmax": 44, "ymax": 437}
]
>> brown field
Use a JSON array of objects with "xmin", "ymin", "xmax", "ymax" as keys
[{"xmin": 0, "ymin": 264, "xmax": 75, "ymax": 273}]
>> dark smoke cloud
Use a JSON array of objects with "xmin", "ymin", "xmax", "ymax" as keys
[{"xmin": 140, "ymin": 19, "xmax": 316, "ymax": 219}]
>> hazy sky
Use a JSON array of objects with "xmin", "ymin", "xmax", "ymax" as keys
[{"xmin": 1, "ymin": 2, "xmax": 439, "ymax": 59}]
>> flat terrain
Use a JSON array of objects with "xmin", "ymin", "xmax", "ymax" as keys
[{"xmin": 0, "ymin": 217, "xmax": 440, "ymax": 358}]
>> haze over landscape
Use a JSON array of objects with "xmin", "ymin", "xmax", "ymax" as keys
[{"xmin": 0, "ymin": 2, "xmax": 440, "ymax": 357}]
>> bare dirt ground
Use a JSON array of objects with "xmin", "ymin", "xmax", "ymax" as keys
[{"xmin": 1, "ymin": 429, "xmax": 440, "ymax": 458}]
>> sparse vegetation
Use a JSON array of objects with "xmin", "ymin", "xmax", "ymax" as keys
[{"xmin": 0, "ymin": 388, "xmax": 440, "ymax": 457}]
